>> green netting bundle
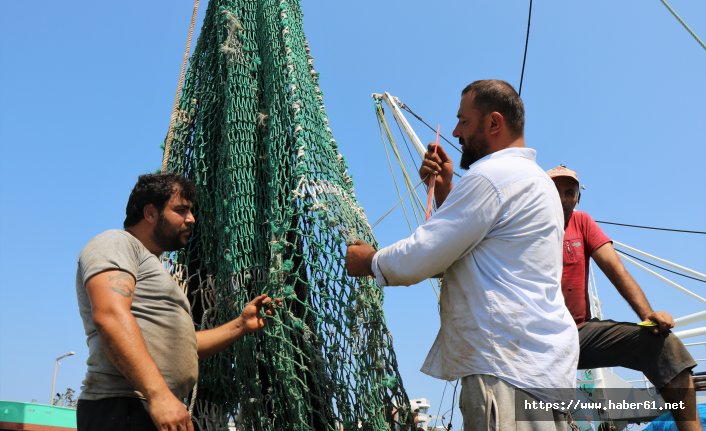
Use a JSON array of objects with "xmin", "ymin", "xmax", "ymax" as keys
[{"xmin": 163, "ymin": 0, "xmax": 413, "ymax": 429}]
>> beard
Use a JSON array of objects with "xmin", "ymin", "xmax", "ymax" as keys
[
  {"xmin": 459, "ymin": 134, "xmax": 489, "ymax": 169},
  {"xmin": 154, "ymin": 213, "xmax": 191, "ymax": 252}
]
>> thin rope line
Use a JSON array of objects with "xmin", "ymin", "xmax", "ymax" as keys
[
  {"xmin": 393, "ymin": 113, "xmax": 422, "ymax": 177},
  {"xmin": 162, "ymin": 0, "xmax": 201, "ymax": 173},
  {"xmin": 518, "ymin": 0, "xmax": 533, "ymax": 96},
  {"xmin": 374, "ymin": 102, "xmax": 442, "ymax": 299},
  {"xmin": 659, "ymin": 0, "xmax": 706, "ymax": 51},
  {"xmin": 614, "ymin": 249, "xmax": 706, "ymax": 283},
  {"xmin": 432, "ymin": 381, "xmax": 449, "ymax": 429},
  {"xmin": 398, "ymin": 104, "xmax": 462, "ymax": 154},
  {"xmin": 596, "ymin": 220, "xmax": 706, "ymax": 235},
  {"xmin": 376, "ymin": 104, "xmax": 415, "ymax": 232},
  {"xmin": 446, "ymin": 379, "xmax": 459, "ymax": 430},
  {"xmin": 613, "ymin": 240, "xmax": 706, "ymax": 280},
  {"xmin": 370, "ymin": 182, "xmax": 426, "ymax": 229},
  {"xmin": 396, "ymin": 102, "xmax": 467, "ymax": 178},
  {"xmin": 378, "ymin": 102, "xmax": 427, "ymax": 221},
  {"xmin": 619, "ymin": 254, "xmax": 706, "ymax": 303}
]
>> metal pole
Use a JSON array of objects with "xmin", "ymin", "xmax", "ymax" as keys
[
  {"xmin": 674, "ymin": 310, "xmax": 706, "ymax": 327},
  {"xmin": 619, "ymin": 254, "xmax": 706, "ymax": 304},
  {"xmin": 674, "ymin": 327, "xmax": 706, "ymax": 340},
  {"xmin": 613, "ymin": 240, "xmax": 706, "ymax": 281},
  {"xmin": 50, "ymin": 360, "xmax": 58, "ymax": 405},
  {"xmin": 372, "ymin": 92, "xmax": 427, "ymax": 158},
  {"xmin": 50, "ymin": 351, "xmax": 75, "ymax": 405}
]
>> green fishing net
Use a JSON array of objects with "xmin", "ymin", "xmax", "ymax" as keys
[{"xmin": 163, "ymin": 0, "xmax": 413, "ymax": 429}]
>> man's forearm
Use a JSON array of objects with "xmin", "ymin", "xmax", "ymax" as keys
[
  {"xmin": 196, "ymin": 294, "xmax": 272, "ymax": 358},
  {"xmin": 593, "ymin": 243, "xmax": 653, "ymax": 319},
  {"xmin": 196, "ymin": 318, "xmax": 247, "ymax": 359},
  {"xmin": 610, "ymin": 271, "xmax": 653, "ymax": 320}
]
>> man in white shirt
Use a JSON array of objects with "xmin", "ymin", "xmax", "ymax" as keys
[{"xmin": 346, "ymin": 80, "xmax": 579, "ymax": 430}]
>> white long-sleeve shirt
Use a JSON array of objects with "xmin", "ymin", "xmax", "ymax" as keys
[{"xmin": 372, "ymin": 147, "xmax": 578, "ymax": 400}]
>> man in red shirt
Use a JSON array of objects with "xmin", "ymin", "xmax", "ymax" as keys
[{"xmin": 548, "ymin": 165, "xmax": 701, "ymax": 431}]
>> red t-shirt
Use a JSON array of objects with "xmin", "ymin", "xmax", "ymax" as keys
[{"xmin": 561, "ymin": 211, "xmax": 611, "ymax": 325}]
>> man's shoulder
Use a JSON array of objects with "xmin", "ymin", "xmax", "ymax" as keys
[
  {"xmin": 80, "ymin": 230, "xmax": 140, "ymax": 257},
  {"xmin": 77, "ymin": 229, "xmax": 149, "ymax": 284},
  {"xmin": 465, "ymin": 151, "xmax": 548, "ymax": 194},
  {"xmin": 84, "ymin": 229, "xmax": 132, "ymax": 246}
]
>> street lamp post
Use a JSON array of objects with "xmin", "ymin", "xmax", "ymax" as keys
[{"xmin": 50, "ymin": 351, "xmax": 75, "ymax": 405}]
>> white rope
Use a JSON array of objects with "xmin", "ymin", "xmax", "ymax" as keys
[
  {"xmin": 188, "ymin": 382, "xmax": 198, "ymax": 416},
  {"xmin": 162, "ymin": 0, "xmax": 201, "ymax": 173},
  {"xmin": 613, "ymin": 240, "xmax": 706, "ymax": 282}
]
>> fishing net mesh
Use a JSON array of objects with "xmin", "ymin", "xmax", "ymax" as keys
[{"xmin": 163, "ymin": 0, "xmax": 413, "ymax": 429}]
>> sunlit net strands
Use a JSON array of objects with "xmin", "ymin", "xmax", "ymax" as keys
[{"xmin": 162, "ymin": 0, "xmax": 413, "ymax": 429}]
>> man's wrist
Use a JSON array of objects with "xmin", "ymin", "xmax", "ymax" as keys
[
  {"xmin": 365, "ymin": 250, "xmax": 376, "ymax": 276},
  {"xmin": 639, "ymin": 309, "xmax": 655, "ymax": 321},
  {"xmin": 232, "ymin": 315, "xmax": 250, "ymax": 335},
  {"xmin": 143, "ymin": 382, "xmax": 174, "ymax": 403},
  {"xmin": 370, "ymin": 251, "xmax": 390, "ymax": 286}
]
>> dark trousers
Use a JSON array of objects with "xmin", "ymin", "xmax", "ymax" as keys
[
  {"xmin": 578, "ymin": 318, "xmax": 696, "ymax": 388},
  {"xmin": 77, "ymin": 397, "xmax": 157, "ymax": 431}
]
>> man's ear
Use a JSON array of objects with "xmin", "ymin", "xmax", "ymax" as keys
[
  {"xmin": 577, "ymin": 191, "xmax": 582, "ymax": 204},
  {"xmin": 143, "ymin": 204, "xmax": 158, "ymax": 224},
  {"xmin": 488, "ymin": 112, "xmax": 503, "ymax": 135}
]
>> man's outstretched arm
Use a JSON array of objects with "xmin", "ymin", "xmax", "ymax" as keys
[
  {"xmin": 196, "ymin": 294, "xmax": 275, "ymax": 359},
  {"xmin": 86, "ymin": 270, "xmax": 194, "ymax": 431},
  {"xmin": 592, "ymin": 242, "xmax": 674, "ymax": 333}
]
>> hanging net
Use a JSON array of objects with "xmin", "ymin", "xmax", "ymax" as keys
[{"xmin": 162, "ymin": 0, "xmax": 413, "ymax": 429}]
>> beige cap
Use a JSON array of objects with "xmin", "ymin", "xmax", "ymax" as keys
[{"xmin": 547, "ymin": 164, "xmax": 579, "ymax": 184}]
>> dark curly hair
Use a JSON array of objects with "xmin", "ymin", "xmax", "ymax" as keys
[{"xmin": 123, "ymin": 173, "xmax": 197, "ymax": 228}]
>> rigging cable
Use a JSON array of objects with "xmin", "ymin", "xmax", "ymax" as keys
[
  {"xmin": 596, "ymin": 220, "xmax": 706, "ymax": 235},
  {"xmin": 618, "ymin": 254, "xmax": 706, "ymax": 303},
  {"xmin": 376, "ymin": 103, "xmax": 418, "ymax": 232},
  {"xmin": 398, "ymin": 103, "xmax": 462, "ymax": 154},
  {"xmin": 375, "ymin": 102, "xmax": 442, "ymax": 300},
  {"xmin": 369, "ymin": 180, "xmax": 426, "ymax": 230},
  {"xmin": 446, "ymin": 380, "xmax": 459, "ymax": 430},
  {"xmin": 614, "ymin": 249, "xmax": 706, "ymax": 283},
  {"xmin": 392, "ymin": 110, "xmax": 423, "ymax": 176},
  {"xmin": 396, "ymin": 102, "xmax": 463, "ymax": 178},
  {"xmin": 659, "ymin": 0, "xmax": 706, "ymax": 51},
  {"xmin": 432, "ymin": 381, "xmax": 450, "ymax": 430},
  {"xmin": 518, "ymin": 0, "xmax": 533, "ymax": 96}
]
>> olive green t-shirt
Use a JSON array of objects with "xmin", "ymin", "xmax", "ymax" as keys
[{"xmin": 76, "ymin": 230, "xmax": 197, "ymax": 400}]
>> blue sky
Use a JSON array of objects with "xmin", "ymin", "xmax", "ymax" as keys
[{"xmin": 1, "ymin": 1, "xmax": 704, "ymax": 428}]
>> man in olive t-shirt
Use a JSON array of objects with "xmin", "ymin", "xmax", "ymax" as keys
[{"xmin": 76, "ymin": 173, "xmax": 275, "ymax": 431}]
